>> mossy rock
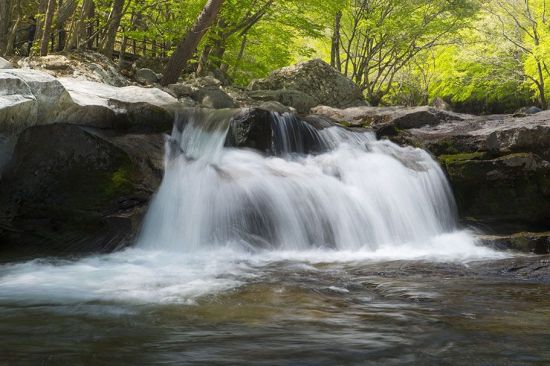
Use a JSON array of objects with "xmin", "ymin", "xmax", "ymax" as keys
[{"xmin": 0, "ymin": 124, "xmax": 164, "ymax": 256}]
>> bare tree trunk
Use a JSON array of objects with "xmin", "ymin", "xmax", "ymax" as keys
[
  {"xmin": 160, "ymin": 0, "xmax": 225, "ymax": 86},
  {"xmin": 31, "ymin": 0, "xmax": 49, "ymax": 55},
  {"xmin": 40, "ymin": 0, "xmax": 57, "ymax": 56},
  {"xmin": 5, "ymin": 17, "xmax": 22, "ymax": 56},
  {"xmin": 0, "ymin": 0, "xmax": 13, "ymax": 54},
  {"xmin": 100, "ymin": 0, "xmax": 125, "ymax": 58},
  {"xmin": 331, "ymin": 11, "xmax": 342, "ymax": 71}
]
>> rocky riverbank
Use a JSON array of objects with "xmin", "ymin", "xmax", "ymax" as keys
[{"xmin": 0, "ymin": 54, "xmax": 548, "ymax": 257}]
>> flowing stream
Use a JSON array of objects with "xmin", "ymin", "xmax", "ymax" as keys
[{"xmin": 1, "ymin": 110, "xmax": 548, "ymax": 364}]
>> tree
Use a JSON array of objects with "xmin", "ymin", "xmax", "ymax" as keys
[
  {"xmin": 484, "ymin": 0, "xmax": 550, "ymax": 108},
  {"xmin": 336, "ymin": 0, "xmax": 477, "ymax": 105},
  {"xmin": 101, "ymin": 0, "xmax": 126, "ymax": 58},
  {"xmin": 0, "ymin": 0, "xmax": 13, "ymax": 54},
  {"xmin": 39, "ymin": 0, "xmax": 56, "ymax": 56},
  {"xmin": 160, "ymin": 0, "xmax": 225, "ymax": 86}
]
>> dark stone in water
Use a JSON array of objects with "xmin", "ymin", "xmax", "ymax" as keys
[
  {"xmin": 0, "ymin": 124, "xmax": 164, "ymax": 257},
  {"xmin": 225, "ymin": 108, "xmax": 330, "ymax": 156}
]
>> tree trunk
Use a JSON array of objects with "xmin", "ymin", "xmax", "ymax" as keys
[
  {"xmin": 86, "ymin": 2, "xmax": 95, "ymax": 49},
  {"xmin": 536, "ymin": 61, "xmax": 547, "ymax": 109},
  {"xmin": 331, "ymin": 11, "xmax": 342, "ymax": 71},
  {"xmin": 161, "ymin": 0, "xmax": 225, "ymax": 86},
  {"xmin": 231, "ymin": 34, "xmax": 247, "ymax": 77},
  {"xmin": 39, "ymin": 0, "xmax": 57, "ymax": 56},
  {"xmin": 31, "ymin": 0, "xmax": 49, "ymax": 55},
  {"xmin": 101, "ymin": 0, "xmax": 125, "ymax": 58},
  {"xmin": 0, "ymin": 0, "xmax": 13, "ymax": 54},
  {"xmin": 5, "ymin": 17, "xmax": 22, "ymax": 56}
]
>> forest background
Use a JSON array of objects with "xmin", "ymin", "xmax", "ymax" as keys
[{"xmin": 1, "ymin": 0, "xmax": 548, "ymax": 114}]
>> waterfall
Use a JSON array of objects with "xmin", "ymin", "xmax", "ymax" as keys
[
  {"xmin": 138, "ymin": 109, "xmax": 459, "ymax": 253},
  {"xmin": 0, "ymin": 109, "xmax": 502, "ymax": 306}
]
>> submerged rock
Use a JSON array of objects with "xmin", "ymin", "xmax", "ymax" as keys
[{"xmin": 249, "ymin": 59, "xmax": 366, "ymax": 112}]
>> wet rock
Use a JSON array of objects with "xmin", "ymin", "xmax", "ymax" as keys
[
  {"xmin": 479, "ymin": 232, "xmax": 550, "ymax": 254},
  {"xmin": 0, "ymin": 124, "xmax": 164, "ymax": 255},
  {"xmin": 249, "ymin": 59, "xmax": 366, "ymax": 110},
  {"xmin": 441, "ymin": 153, "xmax": 550, "ymax": 227},
  {"xmin": 225, "ymin": 108, "xmax": 273, "ymax": 153}
]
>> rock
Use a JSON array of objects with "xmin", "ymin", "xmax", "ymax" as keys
[
  {"xmin": 0, "ymin": 69, "xmax": 73, "ymax": 136},
  {"xmin": 193, "ymin": 76, "xmax": 223, "ymax": 87},
  {"xmin": 515, "ymin": 106, "xmax": 542, "ymax": 116},
  {"xmin": 440, "ymin": 152, "xmax": 550, "ymax": 227},
  {"xmin": 249, "ymin": 59, "xmax": 366, "ymax": 109},
  {"xmin": 0, "ymin": 124, "xmax": 164, "ymax": 255},
  {"xmin": 312, "ymin": 105, "xmax": 465, "ymax": 130},
  {"xmin": 198, "ymin": 87, "xmax": 237, "ymax": 109},
  {"xmin": 400, "ymin": 111, "xmax": 550, "ymax": 161},
  {"xmin": 0, "ymin": 69, "xmax": 178, "ymax": 135},
  {"xmin": 430, "ymin": 97, "xmax": 452, "ymax": 111},
  {"xmin": 136, "ymin": 68, "xmax": 159, "ymax": 84},
  {"xmin": 225, "ymin": 108, "xmax": 273, "ymax": 153},
  {"xmin": 247, "ymin": 89, "xmax": 316, "ymax": 114},
  {"xmin": 224, "ymin": 108, "xmax": 336, "ymax": 155},
  {"xmin": 479, "ymin": 232, "xmax": 550, "ymax": 254},
  {"xmin": 258, "ymin": 101, "xmax": 295, "ymax": 114},
  {"xmin": 17, "ymin": 52, "xmax": 131, "ymax": 87},
  {"xmin": 0, "ymin": 57, "xmax": 13, "ymax": 69},
  {"xmin": 58, "ymin": 78, "xmax": 177, "ymax": 131},
  {"xmin": 165, "ymin": 80, "xmax": 236, "ymax": 109},
  {"xmin": 165, "ymin": 83, "xmax": 197, "ymax": 98}
]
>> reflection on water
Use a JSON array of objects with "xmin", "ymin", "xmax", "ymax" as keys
[{"xmin": 1, "ymin": 257, "xmax": 549, "ymax": 365}]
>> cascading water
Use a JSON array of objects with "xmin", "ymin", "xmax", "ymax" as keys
[
  {"xmin": 0, "ymin": 109, "xmax": 503, "ymax": 306},
  {"xmin": 138, "ymin": 109, "xmax": 460, "ymax": 253}
]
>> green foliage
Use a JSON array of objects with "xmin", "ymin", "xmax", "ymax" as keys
[{"xmin": 7, "ymin": 0, "xmax": 550, "ymax": 112}]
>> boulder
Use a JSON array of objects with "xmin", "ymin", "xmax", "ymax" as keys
[
  {"xmin": 0, "ymin": 57, "xmax": 13, "ymax": 69},
  {"xmin": 198, "ymin": 87, "xmax": 238, "ymax": 109},
  {"xmin": 249, "ymin": 59, "xmax": 366, "ymax": 110},
  {"xmin": 136, "ymin": 68, "xmax": 159, "ymax": 84},
  {"xmin": 246, "ymin": 89, "xmax": 316, "ymax": 115},
  {"xmin": 0, "ymin": 69, "xmax": 178, "ymax": 135},
  {"xmin": 0, "ymin": 124, "xmax": 164, "ymax": 256},
  {"xmin": 225, "ymin": 108, "xmax": 273, "ymax": 153},
  {"xmin": 0, "ymin": 69, "xmax": 73, "ymax": 136},
  {"xmin": 440, "ymin": 152, "xmax": 550, "ymax": 228},
  {"xmin": 224, "ymin": 108, "xmax": 336, "ymax": 155},
  {"xmin": 58, "ymin": 78, "xmax": 177, "ymax": 131}
]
